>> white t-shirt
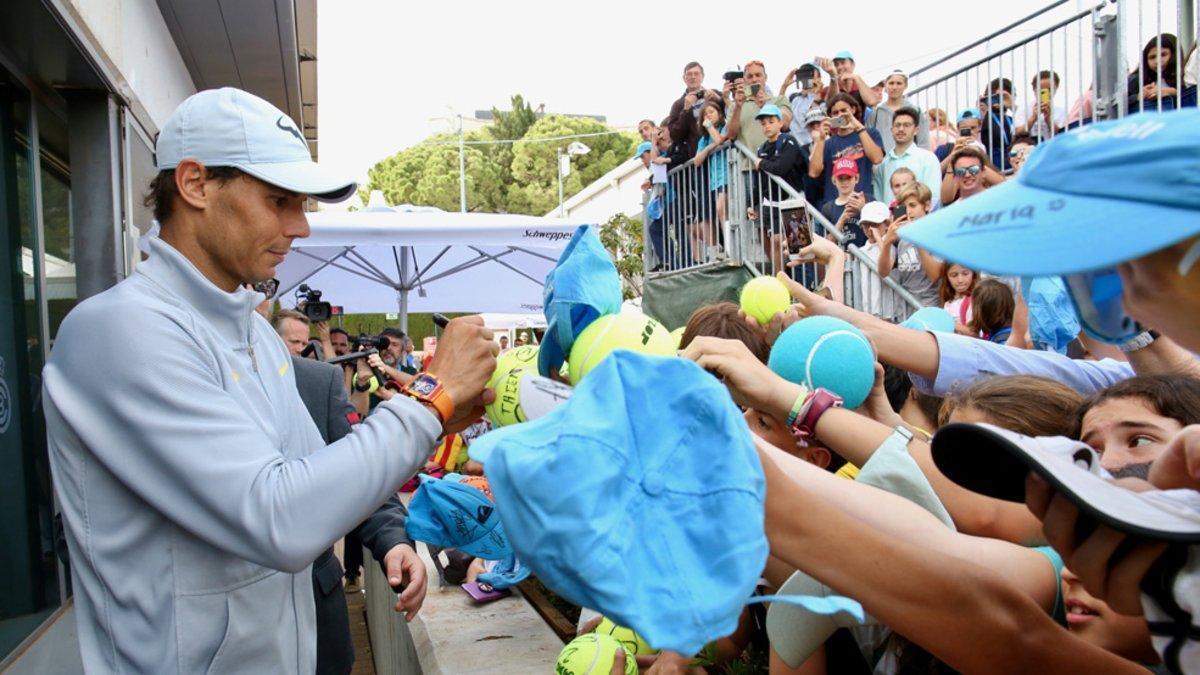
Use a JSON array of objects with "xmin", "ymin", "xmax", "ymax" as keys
[{"xmin": 1017, "ymin": 98, "xmax": 1068, "ymax": 141}]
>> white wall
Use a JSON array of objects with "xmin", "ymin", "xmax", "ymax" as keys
[
  {"xmin": 65, "ymin": 0, "xmax": 195, "ymax": 131},
  {"xmin": 556, "ymin": 159, "xmax": 647, "ymax": 224}
]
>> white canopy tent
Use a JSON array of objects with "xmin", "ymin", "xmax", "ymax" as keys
[{"xmin": 276, "ymin": 203, "xmax": 589, "ymax": 331}]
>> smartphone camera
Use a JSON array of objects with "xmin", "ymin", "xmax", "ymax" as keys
[
  {"xmin": 723, "ymin": 70, "xmax": 744, "ymax": 82},
  {"xmin": 891, "ymin": 203, "xmax": 907, "ymax": 219}
]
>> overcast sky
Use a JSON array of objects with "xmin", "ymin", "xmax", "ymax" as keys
[{"xmin": 318, "ymin": 0, "xmax": 1111, "ymax": 185}]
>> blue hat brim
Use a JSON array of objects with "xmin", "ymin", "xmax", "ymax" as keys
[{"xmin": 900, "ymin": 178, "xmax": 1200, "ymax": 276}]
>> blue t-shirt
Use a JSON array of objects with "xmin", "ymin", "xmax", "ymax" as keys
[
  {"xmin": 818, "ymin": 199, "xmax": 867, "ymax": 248},
  {"xmin": 697, "ymin": 126, "xmax": 727, "ymax": 191},
  {"xmin": 822, "ymin": 128, "xmax": 885, "ymax": 200}
]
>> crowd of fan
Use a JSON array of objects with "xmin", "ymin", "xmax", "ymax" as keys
[{"xmin": 636, "ymin": 37, "xmax": 1198, "ymax": 290}]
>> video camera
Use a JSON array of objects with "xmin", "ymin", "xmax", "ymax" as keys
[
  {"xmin": 295, "ymin": 284, "xmax": 342, "ymax": 324},
  {"xmin": 326, "ymin": 332, "xmax": 392, "ymax": 390}
]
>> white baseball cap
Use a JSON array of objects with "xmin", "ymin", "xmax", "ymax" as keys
[
  {"xmin": 155, "ymin": 87, "xmax": 356, "ymax": 202},
  {"xmin": 859, "ymin": 201, "xmax": 890, "ymax": 224},
  {"xmin": 932, "ymin": 422, "xmax": 1200, "ymax": 543}
]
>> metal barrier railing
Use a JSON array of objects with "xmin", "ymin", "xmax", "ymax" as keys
[
  {"xmin": 905, "ymin": 0, "xmax": 1197, "ymax": 170},
  {"xmin": 642, "ymin": 140, "xmax": 923, "ymax": 319},
  {"xmin": 908, "ymin": 2, "xmax": 1108, "ymax": 169}
]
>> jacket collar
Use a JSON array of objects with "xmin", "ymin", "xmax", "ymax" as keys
[{"xmin": 137, "ymin": 237, "xmax": 265, "ymax": 346}]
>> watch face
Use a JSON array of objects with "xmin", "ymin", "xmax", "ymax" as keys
[{"xmin": 412, "ymin": 376, "xmax": 438, "ymax": 396}]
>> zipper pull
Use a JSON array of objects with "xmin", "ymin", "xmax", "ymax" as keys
[{"xmin": 248, "ymin": 343, "xmax": 259, "ymax": 372}]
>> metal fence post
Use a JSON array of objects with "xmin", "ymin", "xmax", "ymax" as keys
[{"xmin": 1093, "ymin": 2, "xmax": 1125, "ymax": 120}]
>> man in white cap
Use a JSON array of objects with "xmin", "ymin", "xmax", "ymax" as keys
[{"xmin": 42, "ymin": 88, "xmax": 497, "ymax": 672}]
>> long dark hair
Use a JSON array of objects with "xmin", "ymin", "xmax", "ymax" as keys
[
  {"xmin": 1134, "ymin": 33, "xmax": 1183, "ymax": 87},
  {"xmin": 825, "ymin": 93, "xmax": 864, "ymax": 123},
  {"xmin": 697, "ymin": 101, "xmax": 726, "ymax": 133}
]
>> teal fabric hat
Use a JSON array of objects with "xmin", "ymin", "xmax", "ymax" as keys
[
  {"xmin": 537, "ymin": 226, "xmax": 623, "ymax": 378},
  {"xmin": 470, "ymin": 352, "xmax": 770, "ymax": 654}
]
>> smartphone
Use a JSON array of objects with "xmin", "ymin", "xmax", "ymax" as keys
[
  {"xmin": 958, "ymin": 126, "xmax": 974, "ymax": 137},
  {"xmin": 891, "ymin": 203, "xmax": 907, "ymax": 219},
  {"xmin": 782, "ymin": 208, "xmax": 813, "ymax": 258},
  {"xmin": 462, "ymin": 581, "xmax": 510, "ymax": 603},
  {"xmin": 799, "ymin": 75, "xmax": 814, "ymax": 90},
  {"xmin": 1039, "ymin": 88, "xmax": 1051, "ymax": 105},
  {"xmin": 723, "ymin": 70, "xmax": 744, "ymax": 82},
  {"xmin": 829, "ymin": 115, "xmax": 849, "ymax": 130}
]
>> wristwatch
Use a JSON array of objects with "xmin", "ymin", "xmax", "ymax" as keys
[
  {"xmin": 400, "ymin": 373, "xmax": 454, "ymax": 425},
  {"xmin": 1117, "ymin": 329, "xmax": 1158, "ymax": 353},
  {"xmin": 787, "ymin": 388, "xmax": 844, "ymax": 445}
]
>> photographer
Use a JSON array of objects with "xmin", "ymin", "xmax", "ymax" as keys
[
  {"xmin": 665, "ymin": 61, "xmax": 724, "ymax": 157},
  {"xmin": 817, "ymin": 50, "xmax": 881, "ymax": 111},
  {"xmin": 783, "ymin": 63, "xmax": 825, "ymax": 146},
  {"xmin": 329, "ymin": 327, "xmax": 351, "ymax": 357},
  {"xmin": 977, "ymin": 78, "xmax": 1017, "ymax": 172},
  {"xmin": 725, "ymin": 60, "xmax": 792, "ymax": 154},
  {"xmin": 808, "ymin": 93, "xmax": 885, "ymax": 201}
]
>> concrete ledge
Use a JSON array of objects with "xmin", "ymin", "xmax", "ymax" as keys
[{"xmin": 394, "ymin": 545, "xmax": 564, "ymax": 675}]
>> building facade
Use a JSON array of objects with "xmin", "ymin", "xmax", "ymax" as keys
[{"xmin": 0, "ymin": 0, "xmax": 317, "ymax": 668}]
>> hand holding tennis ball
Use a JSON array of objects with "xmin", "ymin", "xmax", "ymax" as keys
[{"xmin": 739, "ymin": 276, "xmax": 791, "ymax": 326}]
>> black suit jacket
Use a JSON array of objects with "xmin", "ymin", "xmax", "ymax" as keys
[{"xmin": 291, "ymin": 356, "xmax": 414, "ymax": 675}]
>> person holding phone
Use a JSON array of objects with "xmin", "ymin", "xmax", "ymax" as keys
[
  {"xmin": 877, "ymin": 184, "xmax": 943, "ymax": 310},
  {"xmin": 1016, "ymin": 70, "xmax": 1066, "ymax": 142},
  {"xmin": 808, "ymin": 93, "xmax": 885, "ymax": 201},
  {"xmin": 817, "ymin": 50, "xmax": 881, "ymax": 111},
  {"xmin": 783, "ymin": 63, "xmax": 825, "ymax": 145},
  {"xmin": 818, "ymin": 158, "xmax": 867, "ymax": 247},
  {"xmin": 665, "ymin": 61, "xmax": 723, "ymax": 158},
  {"xmin": 725, "ymin": 60, "xmax": 792, "ymax": 156}
]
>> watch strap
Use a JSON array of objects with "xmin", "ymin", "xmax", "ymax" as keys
[
  {"xmin": 1117, "ymin": 330, "xmax": 1156, "ymax": 353},
  {"xmin": 401, "ymin": 374, "xmax": 454, "ymax": 425},
  {"xmin": 789, "ymin": 388, "xmax": 843, "ymax": 445}
]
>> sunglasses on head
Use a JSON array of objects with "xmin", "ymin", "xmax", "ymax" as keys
[
  {"xmin": 1062, "ymin": 270, "xmax": 1143, "ymax": 344},
  {"xmin": 253, "ymin": 278, "xmax": 280, "ymax": 300},
  {"xmin": 953, "ymin": 165, "xmax": 982, "ymax": 177}
]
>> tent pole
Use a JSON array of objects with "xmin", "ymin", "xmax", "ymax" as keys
[
  {"xmin": 399, "ymin": 245, "xmax": 410, "ymax": 333},
  {"xmin": 398, "ymin": 288, "xmax": 408, "ymax": 334}
]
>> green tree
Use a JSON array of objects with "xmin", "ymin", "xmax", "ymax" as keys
[
  {"xmin": 360, "ymin": 99, "xmax": 635, "ymax": 216},
  {"xmin": 506, "ymin": 116, "xmax": 637, "ymax": 215},
  {"xmin": 360, "ymin": 130, "xmax": 505, "ymax": 212},
  {"xmin": 475, "ymin": 95, "xmax": 538, "ymax": 212},
  {"xmin": 598, "ymin": 213, "xmax": 645, "ymax": 299}
]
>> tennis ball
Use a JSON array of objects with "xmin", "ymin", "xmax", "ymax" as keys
[
  {"xmin": 567, "ymin": 312, "xmax": 676, "ymax": 385},
  {"xmin": 485, "ymin": 368, "xmax": 531, "ymax": 427},
  {"xmin": 768, "ymin": 316, "xmax": 876, "ymax": 409},
  {"xmin": 556, "ymin": 633, "xmax": 637, "ymax": 675},
  {"xmin": 900, "ymin": 307, "xmax": 956, "ymax": 333},
  {"xmin": 596, "ymin": 617, "xmax": 657, "ymax": 657},
  {"xmin": 740, "ymin": 276, "xmax": 791, "ymax": 326},
  {"xmin": 486, "ymin": 344, "xmax": 539, "ymax": 391}
]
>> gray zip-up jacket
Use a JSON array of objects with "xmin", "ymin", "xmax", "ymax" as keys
[{"xmin": 43, "ymin": 238, "xmax": 440, "ymax": 673}]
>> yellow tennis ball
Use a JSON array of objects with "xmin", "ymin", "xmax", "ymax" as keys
[
  {"xmin": 596, "ymin": 617, "xmax": 657, "ymax": 657},
  {"xmin": 556, "ymin": 633, "xmax": 637, "ymax": 675},
  {"xmin": 485, "ymin": 368, "xmax": 529, "ymax": 428},
  {"xmin": 567, "ymin": 312, "xmax": 676, "ymax": 385},
  {"xmin": 740, "ymin": 276, "xmax": 791, "ymax": 326},
  {"xmin": 486, "ymin": 344, "xmax": 539, "ymax": 391}
]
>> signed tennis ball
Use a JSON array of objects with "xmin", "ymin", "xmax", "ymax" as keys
[
  {"xmin": 556, "ymin": 633, "xmax": 637, "ymax": 675},
  {"xmin": 567, "ymin": 312, "xmax": 676, "ymax": 385},
  {"xmin": 739, "ymin": 276, "xmax": 791, "ymax": 326},
  {"xmin": 486, "ymin": 344, "xmax": 539, "ymax": 391},
  {"xmin": 596, "ymin": 617, "xmax": 657, "ymax": 657}
]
